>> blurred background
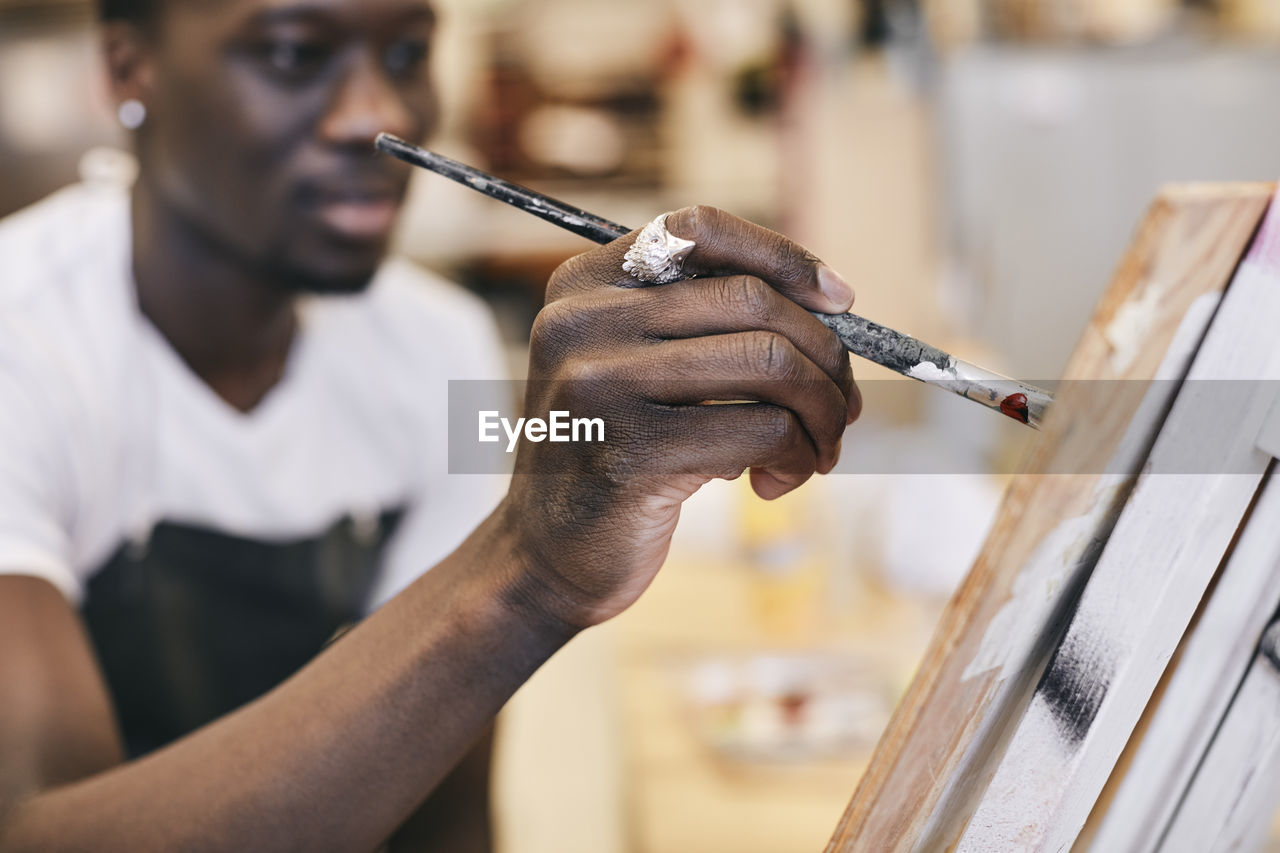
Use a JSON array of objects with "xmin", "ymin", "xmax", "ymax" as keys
[{"xmin": 2, "ymin": 0, "xmax": 1280, "ymax": 850}]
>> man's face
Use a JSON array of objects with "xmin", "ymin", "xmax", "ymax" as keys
[{"xmin": 138, "ymin": 0, "xmax": 438, "ymax": 292}]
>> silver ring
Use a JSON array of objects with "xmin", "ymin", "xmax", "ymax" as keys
[{"xmin": 622, "ymin": 213, "xmax": 696, "ymax": 284}]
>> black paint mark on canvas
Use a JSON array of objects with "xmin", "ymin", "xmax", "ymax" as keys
[{"xmin": 1038, "ymin": 629, "xmax": 1117, "ymax": 747}]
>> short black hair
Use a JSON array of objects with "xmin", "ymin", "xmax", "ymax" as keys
[{"xmin": 97, "ymin": 0, "xmax": 157, "ymax": 23}]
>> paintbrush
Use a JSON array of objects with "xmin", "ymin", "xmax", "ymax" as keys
[{"xmin": 376, "ymin": 133, "xmax": 1052, "ymax": 429}]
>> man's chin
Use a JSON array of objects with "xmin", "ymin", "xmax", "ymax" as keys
[
  {"xmin": 268, "ymin": 237, "xmax": 389, "ymax": 295},
  {"xmin": 282, "ymin": 268, "xmax": 379, "ymax": 295},
  {"xmin": 269, "ymin": 257, "xmax": 381, "ymax": 295}
]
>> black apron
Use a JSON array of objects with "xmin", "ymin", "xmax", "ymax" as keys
[{"xmin": 82, "ymin": 509, "xmax": 403, "ymax": 758}]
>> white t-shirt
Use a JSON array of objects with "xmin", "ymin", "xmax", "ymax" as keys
[{"xmin": 0, "ymin": 179, "xmax": 507, "ymax": 612}]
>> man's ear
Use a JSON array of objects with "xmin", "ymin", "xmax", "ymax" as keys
[{"xmin": 101, "ymin": 20, "xmax": 156, "ymax": 107}]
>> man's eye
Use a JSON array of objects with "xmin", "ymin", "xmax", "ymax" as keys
[
  {"xmin": 384, "ymin": 39, "xmax": 428, "ymax": 77},
  {"xmin": 262, "ymin": 40, "xmax": 332, "ymax": 76}
]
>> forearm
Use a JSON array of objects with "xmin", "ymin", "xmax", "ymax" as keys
[
  {"xmin": 387, "ymin": 726, "xmax": 494, "ymax": 853},
  {"xmin": 0, "ymin": 507, "xmax": 571, "ymax": 853}
]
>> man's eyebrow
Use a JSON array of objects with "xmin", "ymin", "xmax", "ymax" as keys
[{"xmin": 239, "ymin": 3, "xmax": 436, "ymax": 28}]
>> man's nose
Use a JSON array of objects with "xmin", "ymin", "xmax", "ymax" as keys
[{"xmin": 318, "ymin": 54, "xmax": 418, "ymax": 147}]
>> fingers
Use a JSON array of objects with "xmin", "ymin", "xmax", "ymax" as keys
[
  {"xmin": 529, "ymin": 278, "xmax": 862, "ymax": 423},
  {"xmin": 630, "ymin": 274, "xmax": 860, "ymax": 424},
  {"xmin": 663, "ymin": 205, "xmax": 854, "ymax": 313},
  {"xmin": 653, "ymin": 404, "xmax": 821, "ymax": 500},
  {"xmin": 633, "ymin": 332, "xmax": 849, "ymax": 474}
]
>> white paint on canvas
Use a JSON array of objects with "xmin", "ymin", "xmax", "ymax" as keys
[
  {"xmin": 962, "ymin": 479, "xmax": 1123, "ymax": 681},
  {"xmin": 1105, "ymin": 282, "xmax": 1165, "ymax": 374}
]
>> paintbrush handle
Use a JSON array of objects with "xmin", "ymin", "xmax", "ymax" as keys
[
  {"xmin": 377, "ymin": 134, "xmax": 627, "ymax": 244},
  {"xmin": 376, "ymin": 133, "xmax": 1051, "ymax": 429},
  {"xmin": 816, "ymin": 313, "xmax": 1050, "ymax": 429}
]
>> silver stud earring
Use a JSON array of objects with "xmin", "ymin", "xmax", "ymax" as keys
[{"xmin": 118, "ymin": 99, "xmax": 147, "ymax": 130}]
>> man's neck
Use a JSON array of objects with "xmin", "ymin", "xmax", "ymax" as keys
[{"xmin": 131, "ymin": 181, "xmax": 298, "ymax": 414}]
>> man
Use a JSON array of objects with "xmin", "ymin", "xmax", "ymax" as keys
[{"xmin": 0, "ymin": 0, "xmax": 859, "ymax": 850}]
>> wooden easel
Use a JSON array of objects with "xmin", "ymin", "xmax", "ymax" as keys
[{"xmin": 825, "ymin": 183, "xmax": 1280, "ymax": 851}]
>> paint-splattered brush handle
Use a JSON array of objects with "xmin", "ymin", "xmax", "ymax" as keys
[
  {"xmin": 819, "ymin": 313, "xmax": 1050, "ymax": 429},
  {"xmin": 377, "ymin": 133, "xmax": 1051, "ymax": 429},
  {"xmin": 376, "ymin": 133, "xmax": 626, "ymax": 244}
]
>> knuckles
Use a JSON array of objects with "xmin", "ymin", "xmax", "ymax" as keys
[
  {"xmin": 760, "ymin": 405, "xmax": 801, "ymax": 449},
  {"xmin": 544, "ymin": 254, "xmax": 584, "ymax": 301},
  {"xmin": 669, "ymin": 204, "xmax": 732, "ymax": 257},
  {"xmin": 750, "ymin": 407, "xmax": 814, "ymax": 476},
  {"xmin": 716, "ymin": 275, "xmax": 773, "ymax": 325},
  {"xmin": 530, "ymin": 291, "xmax": 633, "ymax": 368},
  {"xmin": 669, "ymin": 203, "xmax": 820, "ymax": 289},
  {"xmin": 737, "ymin": 330, "xmax": 798, "ymax": 381},
  {"xmin": 546, "ymin": 249, "xmax": 624, "ymax": 300},
  {"xmin": 530, "ymin": 297, "xmax": 588, "ymax": 353},
  {"xmin": 822, "ymin": 335, "xmax": 852, "ymax": 384},
  {"xmin": 674, "ymin": 204, "xmax": 722, "ymax": 242},
  {"xmin": 557, "ymin": 356, "xmax": 613, "ymax": 391},
  {"xmin": 769, "ymin": 231, "xmax": 820, "ymax": 285}
]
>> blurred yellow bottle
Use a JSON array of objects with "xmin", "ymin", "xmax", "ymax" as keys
[{"xmin": 735, "ymin": 478, "xmax": 828, "ymax": 642}]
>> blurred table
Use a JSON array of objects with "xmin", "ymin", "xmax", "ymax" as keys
[{"xmin": 611, "ymin": 553, "xmax": 943, "ymax": 853}]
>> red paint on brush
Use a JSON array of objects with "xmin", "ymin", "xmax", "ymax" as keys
[
  {"xmin": 1000, "ymin": 393, "xmax": 1030, "ymax": 424},
  {"xmin": 779, "ymin": 692, "xmax": 809, "ymax": 725}
]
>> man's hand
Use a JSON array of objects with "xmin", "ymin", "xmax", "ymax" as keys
[{"xmin": 500, "ymin": 206, "xmax": 861, "ymax": 630}]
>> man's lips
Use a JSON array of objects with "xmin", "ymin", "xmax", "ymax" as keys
[
  {"xmin": 300, "ymin": 180, "xmax": 405, "ymax": 242},
  {"xmin": 315, "ymin": 195, "xmax": 400, "ymax": 242}
]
